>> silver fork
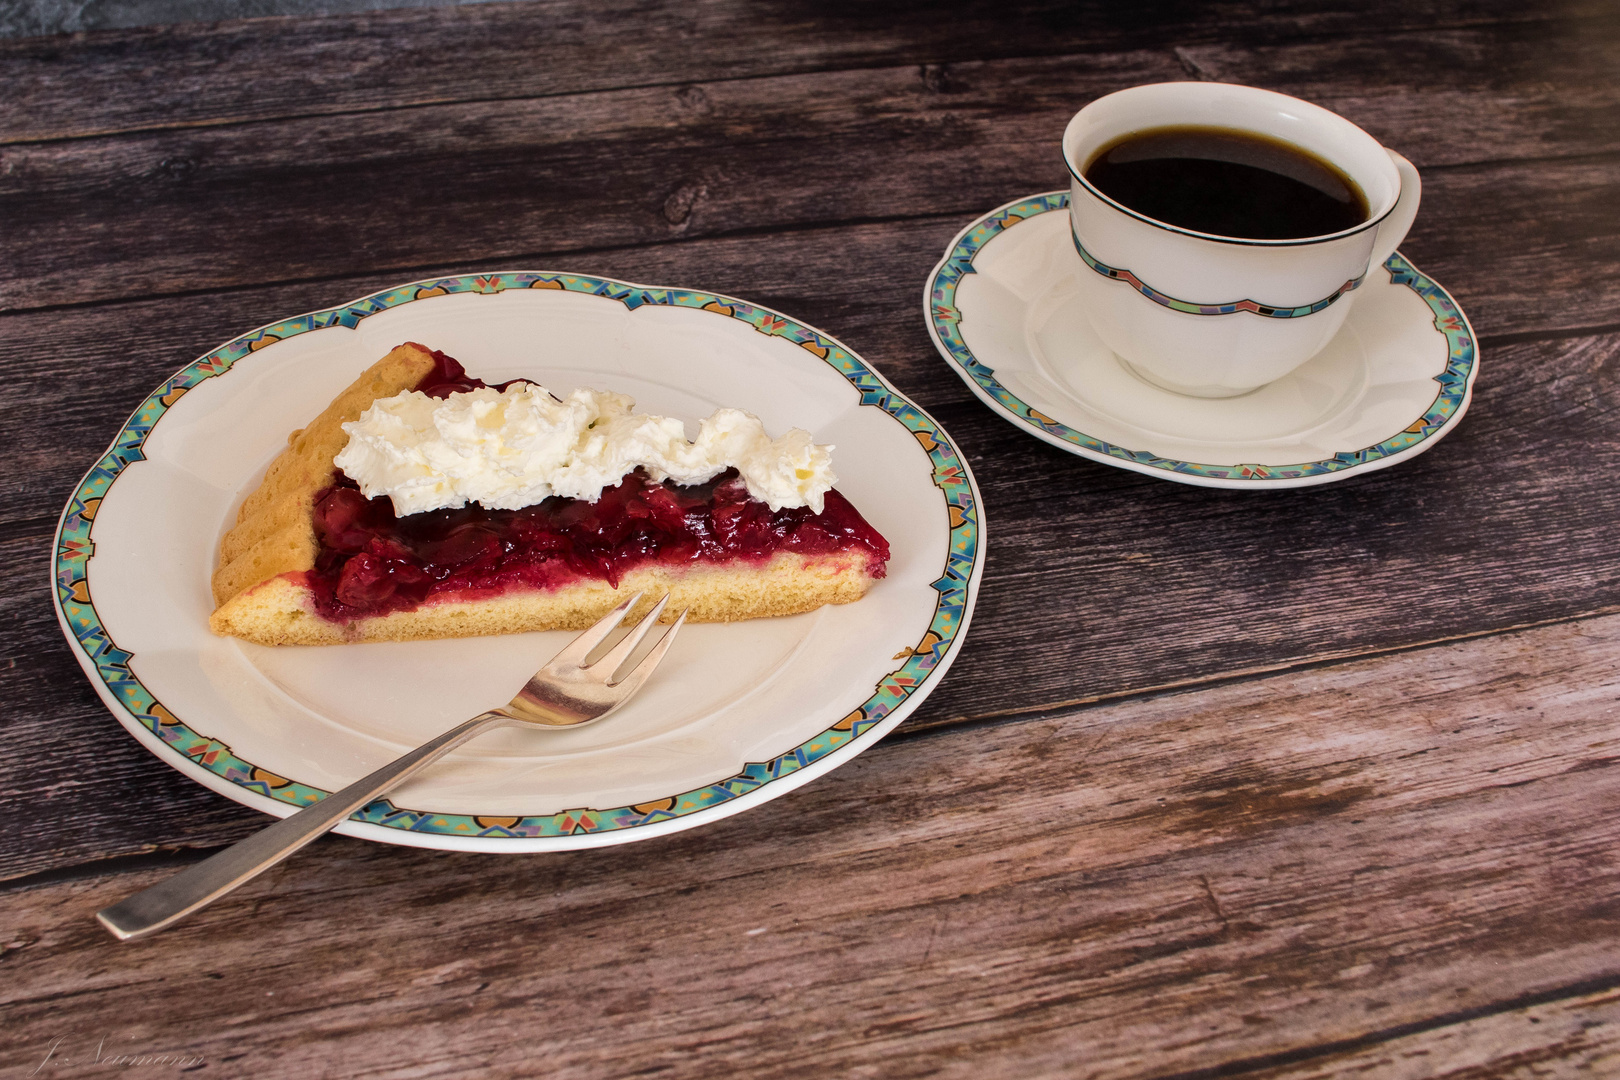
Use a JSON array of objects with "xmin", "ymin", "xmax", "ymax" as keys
[{"xmin": 97, "ymin": 593, "xmax": 687, "ymax": 942}]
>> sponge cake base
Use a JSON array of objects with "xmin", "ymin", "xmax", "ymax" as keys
[{"xmin": 209, "ymin": 552, "xmax": 882, "ymax": 646}]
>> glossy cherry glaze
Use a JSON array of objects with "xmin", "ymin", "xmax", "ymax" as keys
[
  {"xmin": 308, "ymin": 472, "xmax": 888, "ymax": 621},
  {"xmin": 414, "ymin": 348, "xmax": 527, "ymax": 398},
  {"xmin": 305, "ymin": 354, "xmax": 889, "ymax": 621}
]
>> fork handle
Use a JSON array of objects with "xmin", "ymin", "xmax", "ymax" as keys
[{"xmin": 97, "ymin": 711, "xmax": 511, "ymax": 941}]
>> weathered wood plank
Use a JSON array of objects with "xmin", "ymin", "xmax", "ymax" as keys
[
  {"xmin": 0, "ymin": 48, "xmax": 1179, "ymax": 312},
  {"xmin": 0, "ymin": 535, "xmax": 268, "ymax": 881},
  {"xmin": 934, "ymin": 326, "xmax": 1620, "ymax": 727},
  {"xmin": 0, "ymin": 220, "xmax": 974, "ymax": 532},
  {"xmin": 4, "ymin": 612, "xmax": 1618, "ymax": 1078},
  {"xmin": 1178, "ymin": 24, "xmax": 1620, "ymax": 166},
  {"xmin": 3, "ymin": 0, "xmax": 1609, "ymax": 144},
  {"xmin": 5, "ymin": 219, "xmax": 1620, "ymax": 879},
  {"xmin": 1249, "ymin": 986, "xmax": 1620, "ymax": 1079},
  {"xmin": 4, "ymin": 24, "xmax": 1620, "ymax": 319},
  {"xmin": 6, "ymin": 4, "xmax": 1615, "ymax": 1073}
]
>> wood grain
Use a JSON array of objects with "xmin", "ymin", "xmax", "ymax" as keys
[
  {"xmin": 1245, "ymin": 987, "xmax": 1620, "ymax": 1078},
  {"xmin": 5, "ymin": 5, "xmax": 1618, "ymax": 1070},
  {"xmin": 5, "ymin": 24, "xmax": 1620, "ymax": 318},
  {"xmin": 4, "ymin": 612, "xmax": 1618, "ymax": 1078},
  {"xmin": 4, "ymin": 0, "xmax": 1611, "ymax": 144},
  {"xmin": 0, "ymin": 47, "xmax": 1173, "ymax": 311},
  {"xmin": 1177, "ymin": 23, "xmax": 1620, "ymax": 164}
]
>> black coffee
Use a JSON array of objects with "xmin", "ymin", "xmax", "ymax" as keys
[{"xmin": 1083, "ymin": 125, "xmax": 1369, "ymax": 240}]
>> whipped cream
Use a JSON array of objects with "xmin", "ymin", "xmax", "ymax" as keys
[{"xmin": 334, "ymin": 383, "xmax": 837, "ymax": 517}]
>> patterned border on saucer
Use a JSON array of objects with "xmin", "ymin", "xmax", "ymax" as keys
[
  {"xmin": 929, "ymin": 191, "xmax": 1475, "ymax": 482},
  {"xmin": 1071, "ymin": 232, "xmax": 1364, "ymax": 318},
  {"xmin": 54, "ymin": 273, "xmax": 979, "ymax": 839}
]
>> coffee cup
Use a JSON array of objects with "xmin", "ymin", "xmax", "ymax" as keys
[{"xmin": 1062, "ymin": 82, "xmax": 1420, "ymax": 398}]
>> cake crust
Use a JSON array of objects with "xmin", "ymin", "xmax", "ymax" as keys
[
  {"xmin": 209, "ymin": 345, "xmax": 885, "ymax": 645},
  {"xmin": 209, "ymin": 552, "xmax": 880, "ymax": 646},
  {"xmin": 211, "ymin": 342, "xmax": 438, "ymax": 609}
]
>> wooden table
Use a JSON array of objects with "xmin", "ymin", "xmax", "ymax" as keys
[{"xmin": 5, "ymin": 2, "xmax": 1619, "ymax": 1075}]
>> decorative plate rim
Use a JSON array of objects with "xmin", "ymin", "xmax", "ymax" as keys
[
  {"xmin": 925, "ymin": 190, "xmax": 1479, "ymax": 489},
  {"xmin": 52, "ymin": 271, "xmax": 984, "ymax": 849}
]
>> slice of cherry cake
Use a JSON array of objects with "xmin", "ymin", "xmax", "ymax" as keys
[{"xmin": 209, "ymin": 342, "xmax": 890, "ymax": 645}]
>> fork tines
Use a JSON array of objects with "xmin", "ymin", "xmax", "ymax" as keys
[{"xmin": 547, "ymin": 592, "xmax": 688, "ymax": 687}]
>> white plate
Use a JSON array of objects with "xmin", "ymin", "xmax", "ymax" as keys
[
  {"xmin": 53, "ymin": 273, "xmax": 984, "ymax": 852},
  {"xmin": 926, "ymin": 192, "xmax": 1478, "ymax": 489}
]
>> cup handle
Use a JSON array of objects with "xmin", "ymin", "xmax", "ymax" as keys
[{"xmin": 1369, "ymin": 149, "xmax": 1421, "ymax": 273}]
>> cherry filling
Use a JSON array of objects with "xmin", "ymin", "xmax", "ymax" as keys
[
  {"xmin": 304, "ymin": 352, "xmax": 889, "ymax": 621},
  {"xmin": 308, "ymin": 471, "xmax": 889, "ymax": 621},
  {"xmin": 413, "ymin": 349, "xmax": 530, "ymax": 399}
]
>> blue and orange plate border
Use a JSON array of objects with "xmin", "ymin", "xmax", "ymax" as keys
[{"xmin": 53, "ymin": 272, "xmax": 981, "ymax": 842}]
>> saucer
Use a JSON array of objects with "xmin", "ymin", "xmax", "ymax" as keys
[{"xmin": 925, "ymin": 192, "xmax": 1478, "ymax": 489}]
